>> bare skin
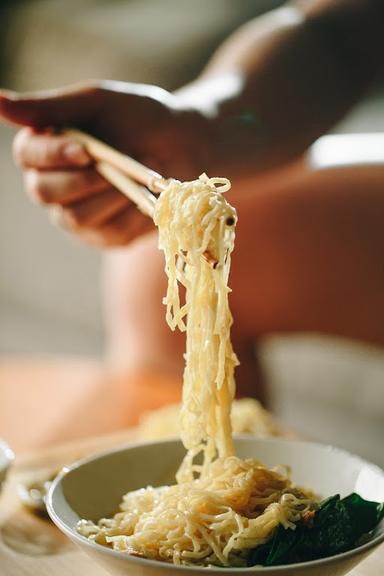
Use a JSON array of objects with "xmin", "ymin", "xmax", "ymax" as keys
[
  {"xmin": 1, "ymin": 0, "xmax": 384, "ymax": 409},
  {"xmin": 102, "ymin": 160, "xmax": 384, "ymax": 396}
]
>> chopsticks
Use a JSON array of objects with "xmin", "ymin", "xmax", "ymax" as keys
[
  {"xmin": 63, "ymin": 129, "xmax": 167, "ymax": 218},
  {"xmin": 96, "ymin": 161, "xmax": 156, "ymax": 218},
  {"xmin": 64, "ymin": 129, "xmax": 217, "ymax": 266}
]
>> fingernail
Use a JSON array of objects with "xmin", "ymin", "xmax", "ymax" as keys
[{"xmin": 64, "ymin": 142, "xmax": 90, "ymax": 165}]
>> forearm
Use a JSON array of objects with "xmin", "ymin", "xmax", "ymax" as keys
[{"xmin": 177, "ymin": 0, "xmax": 384, "ymax": 178}]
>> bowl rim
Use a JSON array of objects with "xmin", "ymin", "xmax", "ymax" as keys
[{"xmin": 47, "ymin": 436, "xmax": 384, "ymax": 573}]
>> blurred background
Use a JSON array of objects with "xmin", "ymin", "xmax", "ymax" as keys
[{"xmin": 0, "ymin": 0, "xmax": 383, "ymax": 464}]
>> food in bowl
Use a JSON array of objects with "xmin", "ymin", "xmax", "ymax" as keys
[
  {"xmin": 48, "ymin": 437, "xmax": 384, "ymax": 576},
  {"xmin": 77, "ymin": 457, "xmax": 383, "ymax": 568},
  {"xmin": 64, "ymin": 175, "xmax": 383, "ymax": 569}
]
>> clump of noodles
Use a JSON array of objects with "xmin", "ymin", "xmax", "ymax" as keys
[
  {"xmin": 153, "ymin": 174, "xmax": 239, "ymax": 480},
  {"xmin": 78, "ymin": 174, "xmax": 318, "ymax": 567},
  {"xmin": 78, "ymin": 457, "xmax": 316, "ymax": 567}
]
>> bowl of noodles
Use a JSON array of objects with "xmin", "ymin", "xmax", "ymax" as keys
[
  {"xmin": 48, "ymin": 174, "xmax": 383, "ymax": 574},
  {"xmin": 47, "ymin": 436, "xmax": 384, "ymax": 576}
]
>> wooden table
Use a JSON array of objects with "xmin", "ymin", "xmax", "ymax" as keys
[{"xmin": 0, "ymin": 430, "xmax": 383, "ymax": 576}]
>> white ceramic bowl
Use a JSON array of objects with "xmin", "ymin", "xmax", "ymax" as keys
[
  {"xmin": 47, "ymin": 437, "xmax": 384, "ymax": 576},
  {"xmin": 0, "ymin": 439, "xmax": 14, "ymax": 493}
]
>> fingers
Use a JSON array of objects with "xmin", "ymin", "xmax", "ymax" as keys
[
  {"xmin": 24, "ymin": 165, "xmax": 154, "ymax": 246},
  {"xmin": 77, "ymin": 205, "xmax": 153, "ymax": 247},
  {"xmin": 0, "ymin": 82, "xmax": 103, "ymax": 128},
  {"xmin": 15, "ymin": 123, "xmax": 154, "ymax": 246},
  {"xmin": 49, "ymin": 196, "xmax": 153, "ymax": 247},
  {"xmin": 24, "ymin": 168, "xmax": 110, "ymax": 205},
  {"xmin": 14, "ymin": 128, "xmax": 91, "ymax": 169},
  {"xmin": 57, "ymin": 188, "xmax": 131, "ymax": 229}
]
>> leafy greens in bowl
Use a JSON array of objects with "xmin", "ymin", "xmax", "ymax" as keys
[{"xmin": 250, "ymin": 492, "xmax": 383, "ymax": 566}]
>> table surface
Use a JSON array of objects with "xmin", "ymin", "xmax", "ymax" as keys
[{"xmin": 0, "ymin": 430, "xmax": 383, "ymax": 576}]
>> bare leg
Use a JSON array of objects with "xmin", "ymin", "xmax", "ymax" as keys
[{"xmin": 102, "ymin": 152, "xmax": 384, "ymax": 416}]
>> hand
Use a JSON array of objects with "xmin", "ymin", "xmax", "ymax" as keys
[{"xmin": 0, "ymin": 81, "xmax": 209, "ymax": 246}]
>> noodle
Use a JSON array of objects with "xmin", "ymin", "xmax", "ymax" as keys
[
  {"xmin": 138, "ymin": 397, "xmax": 283, "ymax": 440},
  {"xmin": 78, "ymin": 174, "xmax": 317, "ymax": 567},
  {"xmin": 154, "ymin": 174, "xmax": 238, "ymax": 480},
  {"xmin": 78, "ymin": 457, "xmax": 315, "ymax": 567}
]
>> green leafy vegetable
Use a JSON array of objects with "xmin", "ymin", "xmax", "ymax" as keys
[{"xmin": 248, "ymin": 493, "xmax": 384, "ymax": 566}]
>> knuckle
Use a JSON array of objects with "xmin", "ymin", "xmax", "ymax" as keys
[
  {"xmin": 13, "ymin": 128, "xmax": 30, "ymax": 166},
  {"xmin": 25, "ymin": 171, "xmax": 51, "ymax": 204},
  {"xmin": 39, "ymin": 138, "xmax": 61, "ymax": 166},
  {"xmin": 63, "ymin": 207, "xmax": 88, "ymax": 228},
  {"xmin": 86, "ymin": 80, "xmax": 107, "ymax": 95},
  {"xmin": 87, "ymin": 80, "xmax": 103, "ymax": 92},
  {"xmin": 81, "ymin": 80, "xmax": 105, "ymax": 103},
  {"xmin": 99, "ymin": 223, "xmax": 132, "ymax": 247},
  {"xmin": 58, "ymin": 144, "xmax": 72, "ymax": 166}
]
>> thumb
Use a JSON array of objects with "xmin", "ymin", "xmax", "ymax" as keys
[{"xmin": 0, "ymin": 83, "xmax": 103, "ymax": 128}]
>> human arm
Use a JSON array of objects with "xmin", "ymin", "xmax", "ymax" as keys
[
  {"xmin": 1, "ymin": 0, "xmax": 384, "ymax": 245},
  {"xmin": 0, "ymin": 82, "xmax": 208, "ymax": 245},
  {"xmin": 176, "ymin": 0, "xmax": 384, "ymax": 176}
]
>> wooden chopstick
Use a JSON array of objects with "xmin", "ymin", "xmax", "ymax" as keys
[
  {"xmin": 63, "ymin": 128, "xmax": 167, "ymax": 218},
  {"xmin": 97, "ymin": 161, "xmax": 156, "ymax": 218},
  {"xmin": 63, "ymin": 129, "xmax": 167, "ymax": 193},
  {"xmin": 64, "ymin": 129, "xmax": 218, "ymax": 265}
]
